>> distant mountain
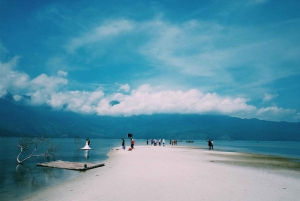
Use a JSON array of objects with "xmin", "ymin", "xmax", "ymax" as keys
[{"xmin": 0, "ymin": 98, "xmax": 299, "ymax": 140}]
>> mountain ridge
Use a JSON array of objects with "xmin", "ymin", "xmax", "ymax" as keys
[{"xmin": 0, "ymin": 98, "xmax": 299, "ymax": 140}]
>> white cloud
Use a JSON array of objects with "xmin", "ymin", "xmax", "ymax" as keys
[
  {"xmin": 255, "ymin": 106, "xmax": 296, "ymax": 121},
  {"xmin": 13, "ymin": 94, "xmax": 22, "ymax": 101},
  {"xmin": 66, "ymin": 19, "xmax": 134, "ymax": 53},
  {"xmin": 0, "ymin": 59, "xmax": 298, "ymax": 121},
  {"xmin": 46, "ymin": 89, "xmax": 104, "ymax": 113},
  {"xmin": 0, "ymin": 48, "xmax": 298, "ymax": 122},
  {"xmin": 95, "ymin": 84, "xmax": 256, "ymax": 117},
  {"xmin": 139, "ymin": 18, "xmax": 300, "ymax": 93},
  {"xmin": 28, "ymin": 74, "xmax": 68, "ymax": 105},
  {"xmin": 92, "ymin": 84, "xmax": 298, "ymax": 122},
  {"xmin": 263, "ymin": 92, "xmax": 278, "ymax": 102},
  {"xmin": 30, "ymin": 74, "xmax": 67, "ymax": 90},
  {"xmin": 0, "ymin": 58, "xmax": 68, "ymax": 104},
  {"xmin": 57, "ymin": 70, "xmax": 68, "ymax": 77},
  {"xmin": 52, "ymin": 17, "xmax": 299, "ymax": 103},
  {"xmin": 0, "ymin": 57, "xmax": 29, "ymax": 97},
  {"xmin": 118, "ymin": 84, "xmax": 130, "ymax": 92},
  {"xmin": 140, "ymin": 19, "xmax": 230, "ymax": 77}
]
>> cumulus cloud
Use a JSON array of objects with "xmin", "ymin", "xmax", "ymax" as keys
[
  {"xmin": 95, "ymin": 84, "xmax": 256, "ymax": 117},
  {"xmin": 46, "ymin": 89, "xmax": 104, "ymax": 113},
  {"xmin": 0, "ymin": 57, "xmax": 298, "ymax": 122},
  {"xmin": 90, "ymin": 84, "xmax": 296, "ymax": 122},
  {"xmin": 0, "ymin": 58, "xmax": 68, "ymax": 104},
  {"xmin": 27, "ymin": 73, "xmax": 68, "ymax": 105},
  {"xmin": 0, "ymin": 57, "xmax": 29, "ymax": 97}
]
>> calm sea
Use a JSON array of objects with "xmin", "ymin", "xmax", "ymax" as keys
[{"xmin": 0, "ymin": 137, "xmax": 299, "ymax": 200}]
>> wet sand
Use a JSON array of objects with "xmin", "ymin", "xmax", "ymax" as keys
[{"xmin": 25, "ymin": 146, "xmax": 300, "ymax": 201}]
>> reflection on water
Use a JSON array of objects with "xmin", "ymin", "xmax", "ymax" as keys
[
  {"xmin": 15, "ymin": 164, "xmax": 57, "ymax": 188},
  {"xmin": 15, "ymin": 164, "xmax": 36, "ymax": 188},
  {"xmin": 84, "ymin": 150, "xmax": 89, "ymax": 159},
  {"xmin": 12, "ymin": 163, "xmax": 79, "ymax": 200}
]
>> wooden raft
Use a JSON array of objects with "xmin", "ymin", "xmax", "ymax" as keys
[{"xmin": 37, "ymin": 160, "xmax": 105, "ymax": 171}]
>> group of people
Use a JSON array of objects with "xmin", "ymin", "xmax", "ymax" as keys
[
  {"xmin": 207, "ymin": 139, "xmax": 214, "ymax": 150},
  {"xmin": 121, "ymin": 138, "xmax": 135, "ymax": 150},
  {"xmin": 147, "ymin": 139, "xmax": 166, "ymax": 146},
  {"xmin": 121, "ymin": 138, "xmax": 214, "ymax": 150},
  {"xmin": 170, "ymin": 140, "xmax": 178, "ymax": 146}
]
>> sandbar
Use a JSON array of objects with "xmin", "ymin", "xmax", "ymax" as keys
[{"xmin": 25, "ymin": 146, "xmax": 300, "ymax": 201}]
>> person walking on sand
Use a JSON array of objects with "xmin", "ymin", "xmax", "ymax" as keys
[
  {"xmin": 147, "ymin": 139, "xmax": 149, "ymax": 145},
  {"xmin": 162, "ymin": 139, "xmax": 165, "ymax": 146},
  {"xmin": 122, "ymin": 138, "xmax": 125, "ymax": 150},
  {"xmin": 131, "ymin": 138, "xmax": 135, "ymax": 149},
  {"xmin": 211, "ymin": 140, "xmax": 214, "ymax": 150}
]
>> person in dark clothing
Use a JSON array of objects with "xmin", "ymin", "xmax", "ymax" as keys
[
  {"xmin": 122, "ymin": 138, "xmax": 125, "ymax": 150},
  {"xmin": 207, "ymin": 140, "xmax": 212, "ymax": 150}
]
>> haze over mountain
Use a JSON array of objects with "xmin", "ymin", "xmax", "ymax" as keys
[{"xmin": 1, "ymin": 98, "xmax": 299, "ymax": 141}]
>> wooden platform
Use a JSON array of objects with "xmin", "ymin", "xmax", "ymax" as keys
[{"xmin": 37, "ymin": 160, "xmax": 105, "ymax": 171}]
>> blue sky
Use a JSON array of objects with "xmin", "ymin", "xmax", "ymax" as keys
[{"xmin": 1, "ymin": 0, "xmax": 300, "ymax": 122}]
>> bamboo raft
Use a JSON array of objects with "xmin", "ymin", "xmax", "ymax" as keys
[{"xmin": 37, "ymin": 160, "xmax": 105, "ymax": 171}]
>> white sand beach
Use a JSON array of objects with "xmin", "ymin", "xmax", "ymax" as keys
[{"xmin": 25, "ymin": 146, "xmax": 300, "ymax": 201}]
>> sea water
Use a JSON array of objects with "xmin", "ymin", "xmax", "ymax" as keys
[{"xmin": 0, "ymin": 137, "xmax": 299, "ymax": 200}]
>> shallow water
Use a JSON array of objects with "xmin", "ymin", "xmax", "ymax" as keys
[
  {"xmin": 0, "ymin": 137, "xmax": 299, "ymax": 200},
  {"xmin": 187, "ymin": 140, "xmax": 300, "ymax": 159},
  {"xmin": 0, "ymin": 138, "xmax": 116, "ymax": 200}
]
